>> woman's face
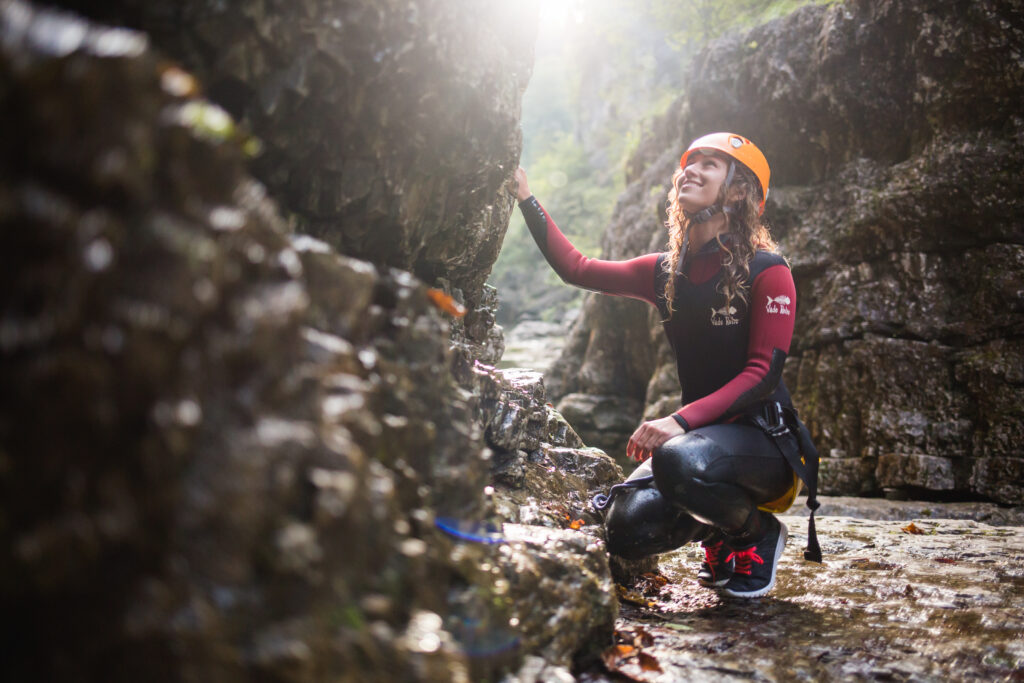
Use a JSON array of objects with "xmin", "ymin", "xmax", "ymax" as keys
[{"xmin": 677, "ymin": 152, "xmax": 730, "ymax": 213}]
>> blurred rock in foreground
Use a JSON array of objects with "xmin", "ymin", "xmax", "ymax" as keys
[{"xmin": 0, "ymin": 3, "xmax": 615, "ymax": 681}]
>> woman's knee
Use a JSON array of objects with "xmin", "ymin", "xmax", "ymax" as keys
[
  {"xmin": 603, "ymin": 486, "xmax": 698, "ymax": 560},
  {"xmin": 604, "ymin": 487, "xmax": 658, "ymax": 559},
  {"xmin": 651, "ymin": 432, "xmax": 721, "ymax": 499}
]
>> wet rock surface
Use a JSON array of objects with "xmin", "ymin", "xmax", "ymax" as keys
[
  {"xmin": 582, "ymin": 499, "xmax": 1024, "ymax": 682},
  {"xmin": 5, "ymin": 0, "xmax": 1024, "ymax": 681},
  {"xmin": 0, "ymin": 3, "xmax": 613, "ymax": 681},
  {"xmin": 547, "ymin": 0, "xmax": 1024, "ymax": 502},
  {"xmin": 48, "ymin": 0, "xmax": 538, "ymax": 309}
]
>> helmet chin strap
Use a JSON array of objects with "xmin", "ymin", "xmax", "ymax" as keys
[{"xmin": 683, "ymin": 160, "xmax": 736, "ymax": 224}]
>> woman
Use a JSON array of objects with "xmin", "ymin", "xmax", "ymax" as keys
[{"xmin": 514, "ymin": 133, "xmax": 819, "ymax": 599}]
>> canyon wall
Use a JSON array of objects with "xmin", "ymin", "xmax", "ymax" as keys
[{"xmin": 547, "ymin": 0, "xmax": 1024, "ymax": 502}]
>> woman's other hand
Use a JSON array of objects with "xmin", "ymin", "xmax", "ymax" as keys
[
  {"xmin": 626, "ymin": 416, "xmax": 686, "ymax": 463},
  {"xmin": 513, "ymin": 166, "xmax": 532, "ymax": 201}
]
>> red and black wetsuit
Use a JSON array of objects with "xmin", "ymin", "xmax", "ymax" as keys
[{"xmin": 519, "ymin": 195, "xmax": 799, "ymax": 556}]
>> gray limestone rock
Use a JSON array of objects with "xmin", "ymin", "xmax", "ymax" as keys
[
  {"xmin": 548, "ymin": 0, "xmax": 1024, "ymax": 502},
  {"xmin": 555, "ymin": 393, "xmax": 645, "ymax": 466},
  {"xmin": 501, "ymin": 524, "xmax": 617, "ymax": 669}
]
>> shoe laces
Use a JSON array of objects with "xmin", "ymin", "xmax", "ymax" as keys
[
  {"xmin": 703, "ymin": 540, "xmax": 725, "ymax": 566},
  {"xmin": 726, "ymin": 546, "xmax": 765, "ymax": 576}
]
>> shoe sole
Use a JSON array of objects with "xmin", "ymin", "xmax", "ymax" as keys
[
  {"xmin": 698, "ymin": 576, "xmax": 731, "ymax": 588},
  {"xmin": 721, "ymin": 521, "xmax": 788, "ymax": 599}
]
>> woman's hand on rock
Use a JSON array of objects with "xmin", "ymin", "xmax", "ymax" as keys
[
  {"xmin": 626, "ymin": 415, "xmax": 686, "ymax": 463},
  {"xmin": 513, "ymin": 166, "xmax": 532, "ymax": 201}
]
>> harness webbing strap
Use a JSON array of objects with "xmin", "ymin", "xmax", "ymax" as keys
[{"xmin": 751, "ymin": 402, "xmax": 822, "ymax": 562}]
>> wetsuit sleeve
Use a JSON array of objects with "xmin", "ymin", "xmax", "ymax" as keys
[
  {"xmin": 674, "ymin": 264, "xmax": 796, "ymax": 429},
  {"xmin": 519, "ymin": 195, "xmax": 660, "ymax": 305}
]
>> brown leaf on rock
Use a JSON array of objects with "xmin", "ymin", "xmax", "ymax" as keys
[
  {"xmin": 636, "ymin": 570, "xmax": 669, "ymax": 596},
  {"xmin": 901, "ymin": 522, "xmax": 926, "ymax": 535},
  {"xmin": 426, "ymin": 288, "xmax": 467, "ymax": 317},
  {"xmin": 600, "ymin": 643, "xmax": 634, "ymax": 669},
  {"xmin": 633, "ymin": 625, "xmax": 654, "ymax": 648},
  {"xmin": 638, "ymin": 651, "xmax": 663, "ymax": 673},
  {"xmin": 616, "ymin": 584, "xmax": 656, "ymax": 608}
]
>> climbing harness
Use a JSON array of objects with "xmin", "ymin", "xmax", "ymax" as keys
[{"xmin": 746, "ymin": 400, "xmax": 822, "ymax": 563}]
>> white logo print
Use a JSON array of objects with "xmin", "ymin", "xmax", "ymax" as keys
[
  {"xmin": 710, "ymin": 305, "xmax": 740, "ymax": 326},
  {"xmin": 766, "ymin": 295, "xmax": 792, "ymax": 316}
]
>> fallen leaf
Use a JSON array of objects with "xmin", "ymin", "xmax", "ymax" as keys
[
  {"xmin": 600, "ymin": 643, "xmax": 635, "ymax": 668},
  {"xmin": 634, "ymin": 628, "xmax": 655, "ymax": 649},
  {"xmin": 901, "ymin": 522, "xmax": 926, "ymax": 535},
  {"xmin": 600, "ymin": 645, "xmax": 647, "ymax": 682},
  {"xmin": 616, "ymin": 584, "xmax": 656, "ymax": 608},
  {"xmin": 638, "ymin": 651, "xmax": 664, "ymax": 673},
  {"xmin": 641, "ymin": 572, "xmax": 669, "ymax": 587},
  {"xmin": 426, "ymin": 288, "xmax": 467, "ymax": 317}
]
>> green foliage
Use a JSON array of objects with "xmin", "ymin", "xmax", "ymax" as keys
[
  {"xmin": 642, "ymin": 0, "xmax": 839, "ymax": 49},
  {"xmin": 490, "ymin": 132, "xmax": 609, "ymax": 322}
]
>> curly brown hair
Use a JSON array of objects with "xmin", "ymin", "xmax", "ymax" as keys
[{"xmin": 661, "ymin": 161, "xmax": 778, "ymax": 318}]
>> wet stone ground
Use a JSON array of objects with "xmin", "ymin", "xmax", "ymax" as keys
[{"xmin": 579, "ymin": 499, "xmax": 1024, "ymax": 682}]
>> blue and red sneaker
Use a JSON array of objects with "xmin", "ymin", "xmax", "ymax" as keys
[
  {"xmin": 721, "ymin": 514, "xmax": 788, "ymax": 598},
  {"xmin": 697, "ymin": 536, "xmax": 735, "ymax": 588}
]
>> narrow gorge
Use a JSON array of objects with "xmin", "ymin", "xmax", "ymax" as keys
[{"xmin": 1, "ymin": 1, "xmax": 1022, "ymax": 681}]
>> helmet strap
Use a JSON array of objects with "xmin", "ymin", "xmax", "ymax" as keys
[
  {"xmin": 683, "ymin": 204, "xmax": 721, "ymax": 224},
  {"xmin": 675, "ymin": 229, "xmax": 691, "ymax": 276},
  {"xmin": 724, "ymin": 160, "xmax": 736, "ymax": 189}
]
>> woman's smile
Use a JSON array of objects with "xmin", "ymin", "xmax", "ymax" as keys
[{"xmin": 677, "ymin": 153, "xmax": 728, "ymax": 211}]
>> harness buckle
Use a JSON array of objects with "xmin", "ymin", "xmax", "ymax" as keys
[{"xmin": 765, "ymin": 401, "xmax": 790, "ymax": 437}]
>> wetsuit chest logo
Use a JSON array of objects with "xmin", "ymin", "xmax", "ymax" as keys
[{"xmin": 710, "ymin": 304, "xmax": 740, "ymax": 326}]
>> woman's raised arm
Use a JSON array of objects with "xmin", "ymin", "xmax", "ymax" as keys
[{"xmin": 514, "ymin": 167, "xmax": 660, "ymax": 305}]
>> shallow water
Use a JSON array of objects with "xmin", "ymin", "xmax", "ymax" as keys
[{"xmin": 583, "ymin": 513, "xmax": 1024, "ymax": 681}]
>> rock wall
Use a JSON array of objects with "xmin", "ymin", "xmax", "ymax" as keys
[
  {"xmin": 0, "ymin": 2, "xmax": 618, "ymax": 681},
  {"xmin": 548, "ymin": 0, "xmax": 1024, "ymax": 502},
  {"xmin": 50, "ymin": 0, "xmax": 536, "ymax": 312}
]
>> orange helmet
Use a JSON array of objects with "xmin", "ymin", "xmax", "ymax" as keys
[{"xmin": 679, "ymin": 132, "xmax": 770, "ymax": 214}]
